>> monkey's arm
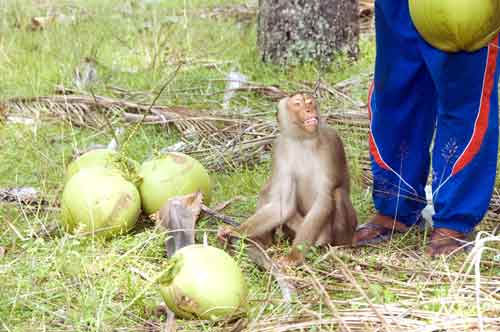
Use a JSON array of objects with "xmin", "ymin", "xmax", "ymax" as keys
[
  {"xmin": 286, "ymin": 190, "xmax": 334, "ymax": 264},
  {"xmin": 237, "ymin": 177, "xmax": 297, "ymax": 239},
  {"xmin": 238, "ymin": 200, "xmax": 295, "ymax": 238}
]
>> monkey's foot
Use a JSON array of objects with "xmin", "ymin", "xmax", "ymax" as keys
[
  {"xmin": 217, "ymin": 225, "xmax": 236, "ymax": 241},
  {"xmin": 276, "ymin": 256, "xmax": 301, "ymax": 269},
  {"xmin": 277, "ymin": 249, "xmax": 305, "ymax": 268},
  {"xmin": 425, "ymin": 228, "xmax": 472, "ymax": 258},
  {"xmin": 352, "ymin": 214, "xmax": 410, "ymax": 247},
  {"xmin": 217, "ymin": 226, "xmax": 242, "ymax": 251}
]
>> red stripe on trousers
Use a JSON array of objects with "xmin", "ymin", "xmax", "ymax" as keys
[
  {"xmin": 368, "ymin": 81, "xmax": 391, "ymax": 171},
  {"xmin": 452, "ymin": 35, "xmax": 499, "ymax": 176}
]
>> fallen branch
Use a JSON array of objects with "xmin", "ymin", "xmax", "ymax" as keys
[{"xmin": 201, "ymin": 205, "xmax": 240, "ymax": 227}]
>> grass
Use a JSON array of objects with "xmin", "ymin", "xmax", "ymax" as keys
[{"xmin": 1, "ymin": 0, "xmax": 499, "ymax": 331}]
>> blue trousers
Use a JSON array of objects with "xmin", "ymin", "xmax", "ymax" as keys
[{"xmin": 369, "ymin": 1, "xmax": 500, "ymax": 233}]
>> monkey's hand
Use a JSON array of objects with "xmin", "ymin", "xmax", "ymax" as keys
[
  {"xmin": 217, "ymin": 225, "xmax": 239, "ymax": 244},
  {"xmin": 218, "ymin": 225, "xmax": 246, "ymax": 257},
  {"xmin": 278, "ymin": 249, "xmax": 305, "ymax": 268}
]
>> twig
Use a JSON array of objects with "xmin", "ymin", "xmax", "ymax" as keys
[
  {"xmin": 6, "ymin": 220, "xmax": 27, "ymax": 241},
  {"xmin": 451, "ymin": 232, "xmax": 500, "ymax": 332},
  {"xmin": 317, "ymin": 80, "xmax": 365, "ymax": 108},
  {"xmin": 0, "ymin": 319, "xmax": 11, "ymax": 332},
  {"xmin": 212, "ymin": 196, "xmax": 243, "ymax": 212},
  {"xmin": 303, "ymin": 264, "xmax": 353, "ymax": 332},
  {"xmin": 129, "ymin": 266, "xmax": 152, "ymax": 281},
  {"xmin": 331, "ymin": 254, "xmax": 396, "ymax": 332},
  {"xmin": 30, "ymin": 223, "xmax": 59, "ymax": 239},
  {"xmin": 148, "ymin": 64, "xmax": 184, "ymax": 113},
  {"xmin": 121, "ymin": 62, "xmax": 184, "ymax": 148},
  {"xmin": 226, "ymin": 233, "xmax": 297, "ymax": 303},
  {"xmin": 89, "ymin": 88, "xmax": 120, "ymax": 148},
  {"xmin": 201, "ymin": 204, "xmax": 240, "ymax": 227},
  {"xmin": 114, "ymin": 262, "xmax": 174, "ymax": 324}
]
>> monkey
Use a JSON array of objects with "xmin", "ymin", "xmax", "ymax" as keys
[{"xmin": 220, "ymin": 93, "xmax": 358, "ymax": 267}]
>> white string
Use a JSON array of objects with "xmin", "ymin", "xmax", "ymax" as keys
[{"xmin": 489, "ymin": 43, "xmax": 500, "ymax": 50}]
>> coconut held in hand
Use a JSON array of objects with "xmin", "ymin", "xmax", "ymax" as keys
[
  {"xmin": 65, "ymin": 149, "xmax": 140, "ymax": 184},
  {"xmin": 60, "ymin": 168, "xmax": 141, "ymax": 239},
  {"xmin": 409, "ymin": 0, "xmax": 500, "ymax": 52},
  {"xmin": 139, "ymin": 152, "xmax": 212, "ymax": 215},
  {"xmin": 158, "ymin": 244, "xmax": 248, "ymax": 321}
]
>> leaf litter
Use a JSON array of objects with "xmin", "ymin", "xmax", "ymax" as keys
[
  {"xmin": 2, "ymin": 1, "xmax": 499, "ymax": 329},
  {"xmin": 2, "ymin": 72, "xmax": 499, "ymax": 331}
]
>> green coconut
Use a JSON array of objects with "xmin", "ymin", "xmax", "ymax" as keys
[
  {"xmin": 158, "ymin": 244, "xmax": 248, "ymax": 321},
  {"xmin": 60, "ymin": 167, "xmax": 142, "ymax": 239},
  {"xmin": 409, "ymin": 0, "xmax": 500, "ymax": 52},
  {"xmin": 139, "ymin": 152, "xmax": 212, "ymax": 215},
  {"xmin": 65, "ymin": 149, "xmax": 140, "ymax": 185}
]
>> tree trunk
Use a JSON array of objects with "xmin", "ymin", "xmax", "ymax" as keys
[{"xmin": 257, "ymin": 0, "xmax": 359, "ymax": 66}]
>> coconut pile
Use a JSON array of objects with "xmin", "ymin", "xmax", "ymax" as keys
[{"xmin": 59, "ymin": 149, "xmax": 248, "ymax": 321}]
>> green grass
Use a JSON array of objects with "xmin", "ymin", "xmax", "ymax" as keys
[{"xmin": 1, "ymin": 1, "xmax": 499, "ymax": 331}]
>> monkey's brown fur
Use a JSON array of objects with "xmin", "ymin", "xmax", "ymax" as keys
[{"xmin": 222, "ymin": 93, "xmax": 358, "ymax": 266}]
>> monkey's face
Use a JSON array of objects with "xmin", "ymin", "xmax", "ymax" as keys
[{"xmin": 286, "ymin": 94, "xmax": 319, "ymax": 133}]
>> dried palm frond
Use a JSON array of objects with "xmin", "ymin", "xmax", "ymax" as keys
[
  {"xmin": 245, "ymin": 310, "xmax": 500, "ymax": 332},
  {"xmin": 2, "ymin": 94, "xmax": 230, "ymax": 135},
  {"xmin": 4, "ymin": 95, "xmax": 115, "ymax": 128},
  {"xmin": 2, "ymin": 93, "xmax": 279, "ymax": 170},
  {"xmin": 5, "ymin": 84, "xmax": 500, "ymax": 219},
  {"xmin": 230, "ymin": 83, "xmax": 289, "ymax": 100}
]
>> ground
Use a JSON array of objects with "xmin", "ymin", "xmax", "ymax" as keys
[{"xmin": 0, "ymin": 1, "xmax": 499, "ymax": 331}]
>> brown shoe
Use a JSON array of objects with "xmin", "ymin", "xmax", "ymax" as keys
[
  {"xmin": 353, "ymin": 214, "xmax": 411, "ymax": 246},
  {"xmin": 425, "ymin": 228, "xmax": 472, "ymax": 257}
]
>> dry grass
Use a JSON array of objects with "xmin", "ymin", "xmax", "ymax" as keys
[{"xmin": 1, "ymin": 1, "xmax": 499, "ymax": 332}]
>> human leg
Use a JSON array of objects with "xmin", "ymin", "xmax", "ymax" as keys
[
  {"xmin": 421, "ymin": 35, "xmax": 500, "ymax": 255},
  {"xmin": 354, "ymin": 1, "xmax": 437, "ymax": 246}
]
